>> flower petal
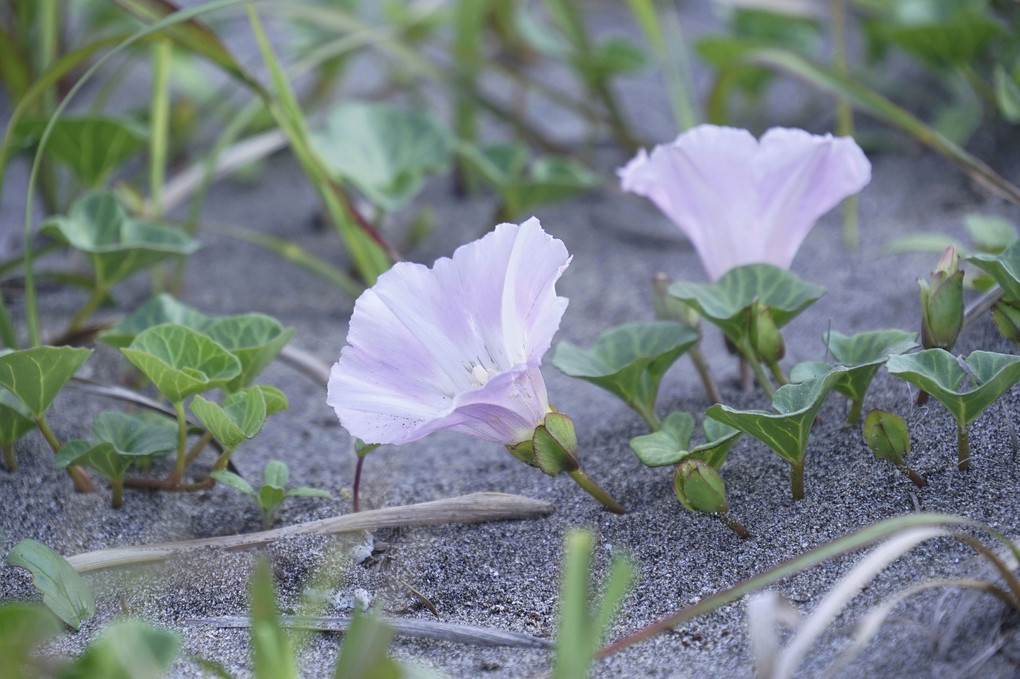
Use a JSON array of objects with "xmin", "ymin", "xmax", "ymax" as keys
[
  {"xmin": 619, "ymin": 125, "xmax": 760, "ymax": 280},
  {"xmin": 327, "ymin": 218, "xmax": 568, "ymax": 445},
  {"xmin": 754, "ymin": 128, "xmax": 871, "ymax": 269}
]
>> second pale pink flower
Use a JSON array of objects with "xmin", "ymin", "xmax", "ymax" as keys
[{"xmin": 619, "ymin": 125, "xmax": 871, "ymax": 280}]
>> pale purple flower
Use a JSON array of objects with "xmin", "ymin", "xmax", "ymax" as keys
[
  {"xmin": 327, "ymin": 218, "xmax": 570, "ymax": 447},
  {"xmin": 619, "ymin": 125, "xmax": 871, "ymax": 280}
]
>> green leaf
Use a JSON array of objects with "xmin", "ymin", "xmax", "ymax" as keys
[
  {"xmin": 285, "ymin": 486, "xmax": 333, "ymax": 500},
  {"xmin": 7, "ymin": 539, "xmax": 95, "ymax": 629},
  {"xmin": 0, "ymin": 603, "xmax": 63, "ymax": 675},
  {"xmin": 62, "ymin": 619, "xmax": 180, "ymax": 679},
  {"xmin": 14, "ymin": 116, "xmax": 146, "ymax": 186},
  {"xmin": 588, "ymin": 38, "xmax": 646, "ymax": 78},
  {"xmin": 552, "ymin": 322, "xmax": 699, "ymax": 427},
  {"xmin": 458, "ymin": 143, "xmax": 599, "ymax": 217},
  {"xmin": 257, "ymin": 385, "xmax": 289, "ymax": 416},
  {"xmin": 994, "ymin": 64, "xmax": 1020, "ymax": 124},
  {"xmin": 263, "ymin": 459, "xmax": 289, "ymax": 489},
  {"xmin": 202, "ymin": 314, "xmax": 295, "ymax": 392},
  {"xmin": 0, "ymin": 346, "xmax": 92, "ymax": 418},
  {"xmin": 41, "ymin": 192, "xmax": 199, "ymax": 289},
  {"xmin": 552, "ymin": 529, "xmax": 635, "ymax": 679},
  {"xmin": 210, "ymin": 470, "xmax": 255, "ymax": 497},
  {"xmin": 258, "ymin": 485, "xmax": 287, "ymax": 527},
  {"xmin": 821, "ymin": 329, "xmax": 919, "ymax": 407},
  {"xmin": 879, "ymin": 10, "xmax": 1001, "ymax": 67},
  {"xmin": 964, "ymin": 214, "xmax": 1017, "ymax": 254},
  {"xmin": 695, "ymin": 418, "xmax": 742, "ymax": 468},
  {"xmin": 311, "ymin": 101, "xmax": 451, "ymax": 211},
  {"xmin": 333, "ymin": 608, "xmax": 400, "ymax": 679},
  {"xmin": 707, "ymin": 368, "xmax": 848, "ymax": 466},
  {"xmin": 628, "ymin": 411, "xmax": 695, "ymax": 467},
  {"xmin": 968, "ymin": 239, "xmax": 1020, "ymax": 300},
  {"xmin": 91, "ymin": 410, "xmax": 178, "ymax": 458},
  {"xmin": 121, "ymin": 324, "xmax": 241, "ymax": 403},
  {"xmin": 886, "ymin": 349, "xmax": 1020, "ymax": 426},
  {"xmin": 668, "ymin": 264, "xmax": 825, "ymax": 345},
  {"xmin": 628, "ymin": 411, "xmax": 741, "ymax": 468},
  {"xmin": 0, "ymin": 388, "xmax": 38, "ymax": 448},
  {"xmin": 100, "ymin": 293, "xmax": 211, "ymax": 348},
  {"xmin": 191, "ymin": 387, "xmax": 268, "ymax": 451},
  {"xmin": 110, "ymin": 0, "xmax": 265, "ymax": 95},
  {"xmin": 248, "ymin": 558, "xmax": 298, "ymax": 679},
  {"xmin": 55, "ymin": 440, "xmax": 130, "ymax": 482}
]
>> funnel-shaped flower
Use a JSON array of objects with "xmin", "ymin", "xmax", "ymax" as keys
[
  {"xmin": 619, "ymin": 125, "xmax": 871, "ymax": 280},
  {"xmin": 328, "ymin": 218, "xmax": 570, "ymax": 447}
]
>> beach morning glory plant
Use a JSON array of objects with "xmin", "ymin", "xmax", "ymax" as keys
[
  {"xmin": 618, "ymin": 125, "xmax": 872, "ymax": 280},
  {"xmin": 328, "ymin": 218, "xmax": 624, "ymax": 513}
]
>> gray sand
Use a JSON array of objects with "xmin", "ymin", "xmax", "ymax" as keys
[{"xmin": 2, "ymin": 5, "xmax": 1020, "ymax": 678}]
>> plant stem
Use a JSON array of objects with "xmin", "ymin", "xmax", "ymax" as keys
[
  {"xmin": 149, "ymin": 37, "xmax": 172, "ymax": 218},
  {"xmin": 631, "ymin": 400, "xmax": 661, "ymax": 431},
  {"xmin": 352, "ymin": 453, "xmax": 366, "ymax": 513},
  {"xmin": 739, "ymin": 343, "xmax": 775, "ymax": 401},
  {"xmin": 64, "ymin": 286, "xmax": 106, "ymax": 337},
  {"xmin": 168, "ymin": 400, "xmax": 188, "ymax": 487},
  {"xmin": 567, "ymin": 468, "xmax": 626, "ymax": 514},
  {"xmin": 36, "ymin": 416, "xmax": 95, "ymax": 492},
  {"xmin": 957, "ymin": 420, "xmax": 970, "ymax": 471},
  {"xmin": 718, "ymin": 513, "xmax": 750, "ymax": 539},
  {"xmin": 790, "ymin": 459, "xmax": 805, "ymax": 501},
  {"xmin": 3, "ymin": 444, "xmax": 16, "ymax": 471},
  {"xmin": 112, "ymin": 476, "xmax": 124, "ymax": 509},
  {"xmin": 767, "ymin": 359, "xmax": 788, "ymax": 386},
  {"xmin": 898, "ymin": 464, "xmax": 928, "ymax": 488},
  {"xmin": 846, "ymin": 398, "xmax": 863, "ymax": 425},
  {"xmin": 184, "ymin": 430, "xmax": 215, "ymax": 468},
  {"xmin": 688, "ymin": 345, "xmax": 721, "ymax": 404},
  {"xmin": 211, "ymin": 444, "xmax": 236, "ymax": 472}
]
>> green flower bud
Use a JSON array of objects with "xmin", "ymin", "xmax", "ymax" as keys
[
  {"xmin": 652, "ymin": 273, "xmax": 700, "ymax": 328},
  {"xmin": 862, "ymin": 409, "xmax": 910, "ymax": 464},
  {"xmin": 531, "ymin": 411, "xmax": 579, "ymax": 476},
  {"xmin": 749, "ymin": 302, "xmax": 785, "ymax": 364},
  {"xmin": 673, "ymin": 460, "xmax": 729, "ymax": 514},
  {"xmin": 991, "ymin": 298, "xmax": 1020, "ymax": 345},
  {"xmin": 919, "ymin": 247, "xmax": 964, "ymax": 350}
]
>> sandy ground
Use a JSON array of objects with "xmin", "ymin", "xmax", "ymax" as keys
[{"xmin": 2, "ymin": 4, "xmax": 1020, "ymax": 678}]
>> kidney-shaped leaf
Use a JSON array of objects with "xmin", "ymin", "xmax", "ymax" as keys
[
  {"xmin": 92, "ymin": 411, "xmax": 177, "ymax": 458},
  {"xmin": 553, "ymin": 322, "xmax": 699, "ymax": 420},
  {"xmin": 100, "ymin": 293, "xmax": 211, "ymax": 348},
  {"xmin": 121, "ymin": 324, "xmax": 240, "ymax": 403},
  {"xmin": 202, "ymin": 314, "xmax": 295, "ymax": 392},
  {"xmin": 191, "ymin": 387, "xmax": 268, "ymax": 451},
  {"xmin": 0, "ymin": 346, "xmax": 92, "ymax": 418},
  {"xmin": 669, "ymin": 264, "xmax": 825, "ymax": 344},
  {"xmin": 968, "ymin": 239, "xmax": 1020, "ymax": 301},
  {"xmin": 7, "ymin": 539, "xmax": 95, "ymax": 629},
  {"xmin": 15, "ymin": 116, "xmax": 147, "ymax": 186},
  {"xmin": 41, "ymin": 192, "xmax": 199, "ymax": 288},
  {"xmin": 707, "ymin": 367, "xmax": 848, "ymax": 466},
  {"xmin": 311, "ymin": 101, "xmax": 451, "ymax": 211},
  {"xmin": 629, "ymin": 411, "xmax": 695, "ymax": 467},
  {"xmin": 886, "ymin": 349, "xmax": 1020, "ymax": 426},
  {"xmin": 55, "ymin": 439, "xmax": 130, "ymax": 482},
  {"xmin": 0, "ymin": 388, "xmax": 37, "ymax": 447},
  {"xmin": 820, "ymin": 329, "xmax": 918, "ymax": 419},
  {"xmin": 257, "ymin": 385, "xmax": 289, "ymax": 416}
]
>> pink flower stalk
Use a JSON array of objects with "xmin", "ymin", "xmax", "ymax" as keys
[
  {"xmin": 619, "ymin": 125, "xmax": 871, "ymax": 280},
  {"xmin": 328, "ymin": 218, "xmax": 570, "ymax": 447}
]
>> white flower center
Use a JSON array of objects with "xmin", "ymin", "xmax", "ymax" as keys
[{"xmin": 470, "ymin": 363, "xmax": 492, "ymax": 387}]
